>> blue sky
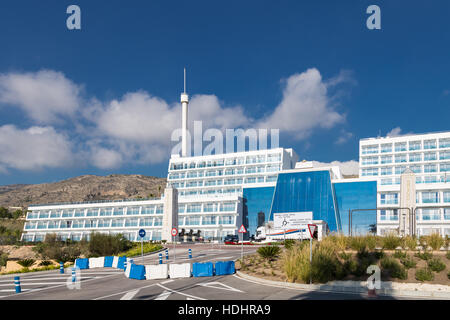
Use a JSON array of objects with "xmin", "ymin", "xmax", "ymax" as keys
[{"xmin": 0, "ymin": 0, "xmax": 449, "ymax": 185}]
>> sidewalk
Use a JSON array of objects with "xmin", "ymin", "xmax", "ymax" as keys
[{"xmin": 236, "ymin": 271, "xmax": 450, "ymax": 299}]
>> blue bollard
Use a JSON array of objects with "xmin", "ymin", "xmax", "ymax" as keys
[
  {"xmin": 14, "ymin": 276, "xmax": 21, "ymax": 293},
  {"xmin": 71, "ymin": 268, "xmax": 76, "ymax": 283},
  {"xmin": 159, "ymin": 253, "xmax": 163, "ymax": 264},
  {"xmin": 165, "ymin": 249, "xmax": 169, "ymax": 260},
  {"xmin": 59, "ymin": 262, "xmax": 64, "ymax": 274},
  {"xmin": 188, "ymin": 248, "xmax": 192, "ymax": 259}
]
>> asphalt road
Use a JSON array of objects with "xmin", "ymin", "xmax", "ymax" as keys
[{"xmin": 0, "ymin": 244, "xmax": 421, "ymax": 300}]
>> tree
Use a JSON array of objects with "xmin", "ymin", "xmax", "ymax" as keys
[{"xmin": 369, "ymin": 224, "xmax": 377, "ymax": 234}]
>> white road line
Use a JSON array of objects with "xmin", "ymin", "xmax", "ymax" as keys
[
  {"xmin": 0, "ymin": 289, "xmax": 30, "ymax": 292},
  {"xmin": 161, "ymin": 280, "xmax": 174, "ymax": 284},
  {"xmin": 0, "ymin": 277, "xmax": 95, "ymax": 283},
  {"xmin": 0, "ymin": 273, "xmax": 120, "ymax": 299},
  {"xmin": 93, "ymin": 283, "xmax": 158, "ymax": 300},
  {"xmin": 154, "ymin": 290, "xmax": 171, "ymax": 300},
  {"xmin": 0, "ymin": 282, "xmax": 72, "ymax": 286},
  {"xmin": 197, "ymin": 281, "xmax": 244, "ymax": 293},
  {"xmin": 156, "ymin": 283, "xmax": 206, "ymax": 301},
  {"xmin": 120, "ymin": 289, "xmax": 140, "ymax": 300}
]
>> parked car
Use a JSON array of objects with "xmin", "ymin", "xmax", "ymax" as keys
[{"xmin": 224, "ymin": 235, "xmax": 239, "ymax": 244}]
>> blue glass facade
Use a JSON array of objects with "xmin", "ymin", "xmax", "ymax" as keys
[
  {"xmin": 333, "ymin": 181, "xmax": 377, "ymax": 235},
  {"xmin": 270, "ymin": 171, "xmax": 340, "ymax": 232},
  {"xmin": 242, "ymin": 187, "xmax": 275, "ymax": 240}
]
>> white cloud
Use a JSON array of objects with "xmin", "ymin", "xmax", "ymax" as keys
[
  {"xmin": 312, "ymin": 160, "xmax": 359, "ymax": 176},
  {"xmin": 89, "ymin": 147, "xmax": 124, "ymax": 170},
  {"xmin": 258, "ymin": 68, "xmax": 347, "ymax": 139},
  {"xmin": 335, "ymin": 130, "xmax": 353, "ymax": 145},
  {"xmin": 0, "ymin": 70, "xmax": 81, "ymax": 124},
  {"xmin": 0, "ymin": 125, "xmax": 74, "ymax": 171},
  {"xmin": 386, "ymin": 127, "xmax": 403, "ymax": 137}
]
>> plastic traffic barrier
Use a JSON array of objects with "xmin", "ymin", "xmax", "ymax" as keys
[
  {"xmin": 145, "ymin": 264, "xmax": 168, "ymax": 280},
  {"xmin": 214, "ymin": 261, "xmax": 235, "ymax": 275},
  {"xmin": 112, "ymin": 256, "xmax": 119, "ymax": 268},
  {"xmin": 168, "ymin": 263, "xmax": 191, "ymax": 278},
  {"xmin": 192, "ymin": 262, "xmax": 214, "ymax": 277},
  {"xmin": 117, "ymin": 256, "xmax": 127, "ymax": 270},
  {"xmin": 129, "ymin": 264, "xmax": 146, "ymax": 280},
  {"xmin": 89, "ymin": 257, "xmax": 105, "ymax": 268},
  {"xmin": 125, "ymin": 263, "xmax": 132, "ymax": 278},
  {"xmin": 104, "ymin": 256, "xmax": 114, "ymax": 267},
  {"xmin": 75, "ymin": 258, "xmax": 89, "ymax": 269}
]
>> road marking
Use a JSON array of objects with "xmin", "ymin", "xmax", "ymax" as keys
[
  {"xmin": 0, "ymin": 282, "xmax": 73, "ymax": 286},
  {"xmin": 156, "ymin": 283, "xmax": 206, "ymax": 301},
  {"xmin": 197, "ymin": 281, "xmax": 244, "ymax": 293},
  {"xmin": 154, "ymin": 290, "xmax": 171, "ymax": 300},
  {"xmin": 0, "ymin": 289, "xmax": 30, "ymax": 292},
  {"xmin": 93, "ymin": 283, "xmax": 158, "ymax": 300},
  {"xmin": 0, "ymin": 273, "xmax": 120, "ymax": 299},
  {"xmin": 161, "ymin": 280, "xmax": 174, "ymax": 284},
  {"xmin": 0, "ymin": 277, "xmax": 96, "ymax": 284},
  {"xmin": 120, "ymin": 289, "xmax": 140, "ymax": 300}
]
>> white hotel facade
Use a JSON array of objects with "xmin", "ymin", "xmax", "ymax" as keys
[{"xmin": 360, "ymin": 131, "xmax": 450, "ymax": 237}]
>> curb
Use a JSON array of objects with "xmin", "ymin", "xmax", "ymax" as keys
[{"xmin": 236, "ymin": 271, "xmax": 450, "ymax": 299}]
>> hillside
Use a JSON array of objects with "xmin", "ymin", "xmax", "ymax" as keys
[{"xmin": 0, "ymin": 174, "xmax": 167, "ymax": 208}]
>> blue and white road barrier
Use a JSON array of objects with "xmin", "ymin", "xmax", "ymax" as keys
[{"xmin": 14, "ymin": 276, "xmax": 21, "ymax": 293}]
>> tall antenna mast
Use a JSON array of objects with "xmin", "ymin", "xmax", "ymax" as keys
[{"xmin": 180, "ymin": 68, "xmax": 189, "ymax": 157}]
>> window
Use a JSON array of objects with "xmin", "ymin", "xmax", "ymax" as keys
[
  {"xmin": 443, "ymin": 191, "xmax": 450, "ymax": 203},
  {"xmin": 86, "ymin": 208, "xmax": 99, "ymax": 217},
  {"xmin": 111, "ymin": 219, "xmax": 124, "ymax": 227},
  {"xmin": 37, "ymin": 221, "xmax": 48, "ymax": 229},
  {"xmin": 439, "ymin": 138, "xmax": 450, "ymax": 148},
  {"xmin": 421, "ymin": 191, "xmax": 439, "ymax": 203},
  {"xmin": 380, "ymin": 144, "xmax": 392, "ymax": 153},
  {"xmin": 266, "ymin": 165, "xmax": 280, "ymax": 172},
  {"xmin": 186, "ymin": 204, "xmax": 201, "ymax": 213},
  {"xmin": 424, "ymin": 139, "xmax": 437, "ymax": 149},
  {"xmin": 409, "ymin": 165, "xmax": 422, "ymax": 174},
  {"xmin": 424, "ymin": 164, "xmax": 437, "ymax": 173},
  {"xmin": 48, "ymin": 221, "xmax": 59, "ymax": 229},
  {"xmin": 39, "ymin": 211, "xmax": 49, "ymax": 219},
  {"xmin": 361, "ymin": 145, "xmax": 378, "ymax": 154},
  {"xmin": 380, "ymin": 156, "xmax": 392, "ymax": 164},
  {"xmin": 155, "ymin": 205, "xmax": 163, "ymax": 214},
  {"xmin": 380, "ymin": 178, "xmax": 392, "ymax": 185},
  {"xmin": 72, "ymin": 220, "xmax": 84, "ymax": 228},
  {"xmin": 99, "ymin": 208, "xmax": 112, "ymax": 216},
  {"xmin": 202, "ymin": 216, "xmax": 217, "ymax": 225},
  {"xmin": 98, "ymin": 219, "xmax": 111, "ymax": 228},
  {"xmin": 184, "ymin": 216, "xmax": 200, "ymax": 226},
  {"xmin": 113, "ymin": 207, "xmax": 124, "ymax": 216},
  {"xmin": 409, "ymin": 141, "xmax": 421, "ymax": 151},
  {"xmin": 361, "ymin": 168, "xmax": 378, "ymax": 176},
  {"xmin": 220, "ymin": 202, "xmax": 236, "ymax": 212},
  {"xmin": 266, "ymin": 175, "xmax": 278, "ymax": 182},
  {"xmin": 246, "ymin": 177, "xmax": 257, "ymax": 183},
  {"xmin": 424, "ymin": 175, "xmax": 438, "ymax": 183},
  {"xmin": 74, "ymin": 209, "xmax": 85, "ymax": 217},
  {"xmin": 440, "ymin": 151, "xmax": 450, "ymax": 160},
  {"xmin": 444, "ymin": 208, "xmax": 450, "ymax": 220},
  {"xmin": 50, "ymin": 211, "xmax": 61, "ymax": 219},
  {"xmin": 380, "ymin": 193, "xmax": 398, "ymax": 205},
  {"xmin": 203, "ymin": 203, "xmax": 218, "ymax": 212},
  {"xmin": 219, "ymin": 215, "xmax": 234, "ymax": 225},
  {"xmin": 362, "ymin": 157, "xmax": 378, "ymax": 165},
  {"xmin": 421, "ymin": 208, "xmax": 441, "ymax": 220},
  {"xmin": 409, "ymin": 153, "xmax": 422, "ymax": 162},
  {"xmin": 125, "ymin": 219, "xmax": 138, "ymax": 227},
  {"xmin": 267, "ymin": 153, "xmax": 281, "ymax": 162},
  {"xmin": 142, "ymin": 206, "xmax": 155, "ymax": 214},
  {"xmin": 395, "ymin": 142, "xmax": 407, "ymax": 152},
  {"xmin": 424, "ymin": 152, "xmax": 437, "ymax": 161},
  {"xmin": 440, "ymin": 162, "xmax": 450, "ymax": 172},
  {"xmin": 139, "ymin": 218, "xmax": 152, "ymax": 226},
  {"xmin": 85, "ymin": 220, "xmax": 97, "ymax": 228},
  {"xmin": 380, "ymin": 167, "xmax": 392, "ymax": 176},
  {"xmin": 395, "ymin": 154, "xmax": 407, "ymax": 163}
]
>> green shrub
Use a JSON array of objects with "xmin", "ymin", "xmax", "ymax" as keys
[
  {"xmin": 400, "ymin": 255, "xmax": 416, "ymax": 269},
  {"xmin": 120, "ymin": 243, "xmax": 163, "ymax": 257},
  {"xmin": 310, "ymin": 245, "xmax": 346, "ymax": 282},
  {"xmin": 415, "ymin": 268, "xmax": 434, "ymax": 282},
  {"xmin": 38, "ymin": 260, "xmax": 53, "ymax": 266},
  {"xmin": 414, "ymin": 251, "xmax": 432, "ymax": 261},
  {"xmin": 257, "ymin": 245, "xmax": 281, "ymax": 261},
  {"xmin": 446, "ymin": 251, "xmax": 450, "ymax": 260},
  {"xmin": 365, "ymin": 235, "xmax": 378, "ymax": 251},
  {"xmin": 403, "ymin": 236, "xmax": 417, "ymax": 251},
  {"xmin": 349, "ymin": 236, "xmax": 367, "ymax": 252},
  {"xmin": 448, "ymin": 271, "xmax": 450, "ymax": 280},
  {"xmin": 393, "ymin": 250, "xmax": 407, "ymax": 259},
  {"xmin": 427, "ymin": 258, "xmax": 446, "ymax": 272},
  {"xmin": 382, "ymin": 233, "xmax": 402, "ymax": 250},
  {"xmin": 418, "ymin": 237, "xmax": 428, "ymax": 250},
  {"xmin": 426, "ymin": 233, "xmax": 444, "ymax": 251},
  {"xmin": 282, "ymin": 239, "xmax": 296, "ymax": 249},
  {"xmin": 373, "ymin": 250, "xmax": 385, "ymax": 260},
  {"xmin": 338, "ymin": 252, "xmax": 352, "ymax": 261},
  {"xmin": 88, "ymin": 232, "xmax": 133, "ymax": 257},
  {"xmin": 17, "ymin": 259, "xmax": 35, "ymax": 268},
  {"xmin": 380, "ymin": 256, "xmax": 407, "ymax": 279},
  {"xmin": 0, "ymin": 250, "xmax": 8, "ymax": 267}
]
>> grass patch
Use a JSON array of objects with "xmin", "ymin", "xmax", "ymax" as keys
[
  {"xmin": 380, "ymin": 256, "xmax": 407, "ymax": 280},
  {"xmin": 381, "ymin": 233, "xmax": 402, "ymax": 250},
  {"xmin": 415, "ymin": 268, "xmax": 434, "ymax": 282},
  {"xmin": 257, "ymin": 245, "xmax": 281, "ymax": 261},
  {"xmin": 414, "ymin": 251, "xmax": 433, "ymax": 261},
  {"xmin": 427, "ymin": 258, "xmax": 446, "ymax": 273},
  {"xmin": 399, "ymin": 255, "xmax": 417, "ymax": 269},
  {"xmin": 393, "ymin": 250, "xmax": 407, "ymax": 259},
  {"xmin": 119, "ymin": 242, "xmax": 163, "ymax": 257}
]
